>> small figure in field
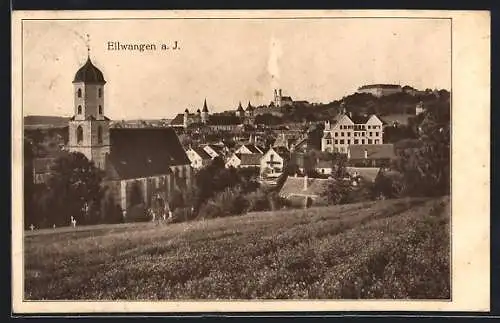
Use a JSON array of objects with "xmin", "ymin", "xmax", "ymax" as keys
[
  {"xmin": 53, "ymin": 224, "xmax": 56, "ymax": 229},
  {"xmin": 29, "ymin": 224, "xmax": 34, "ymax": 231},
  {"xmin": 70, "ymin": 216, "xmax": 77, "ymax": 228}
]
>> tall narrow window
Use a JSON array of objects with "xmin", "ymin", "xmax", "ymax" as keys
[
  {"xmin": 98, "ymin": 105, "xmax": 102, "ymax": 114},
  {"xmin": 76, "ymin": 126, "xmax": 83, "ymax": 144},
  {"xmin": 77, "ymin": 105, "xmax": 82, "ymax": 114},
  {"xmin": 98, "ymin": 88, "xmax": 102, "ymax": 98},
  {"xmin": 97, "ymin": 126, "xmax": 103, "ymax": 144},
  {"xmin": 77, "ymin": 88, "xmax": 82, "ymax": 98}
]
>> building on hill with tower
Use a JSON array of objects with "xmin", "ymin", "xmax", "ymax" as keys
[{"xmin": 66, "ymin": 53, "xmax": 192, "ymax": 220}]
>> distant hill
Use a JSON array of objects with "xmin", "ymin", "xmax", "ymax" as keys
[{"xmin": 24, "ymin": 115, "xmax": 70, "ymax": 128}]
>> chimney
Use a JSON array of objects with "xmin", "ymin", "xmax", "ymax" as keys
[
  {"xmin": 279, "ymin": 89, "xmax": 282, "ymax": 97},
  {"xmin": 364, "ymin": 149, "xmax": 368, "ymax": 159},
  {"xmin": 303, "ymin": 175, "xmax": 308, "ymax": 191}
]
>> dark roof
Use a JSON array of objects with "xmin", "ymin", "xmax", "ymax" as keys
[
  {"xmin": 272, "ymin": 146, "xmax": 291, "ymax": 159},
  {"xmin": 348, "ymin": 144, "xmax": 395, "ymax": 160},
  {"xmin": 246, "ymin": 102, "xmax": 254, "ymax": 111},
  {"xmin": 238, "ymin": 144, "xmax": 262, "ymax": 154},
  {"xmin": 170, "ymin": 113, "xmax": 184, "ymax": 126},
  {"xmin": 73, "ymin": 57, "xmax": 106, "ymax": 84},
  {"xmin": 237, "ymin": 102, "xmax": 244, "ymax": 112},
  {"xmin": 106, "ymin": 128, "xmax": 190, "ymax": 180},
  {"xmin": 202, "ymin": 99, "xmax": 209, "ymax": 112},
  {"xmin": 207, "ymin": 115, "xmax": 243, "ymax": 126},
  {"xmin": 204, "ymin": 144, "xmax": 226, "ymax": 155},
  {"xmin": 240, "ymin": 153, "xmax": 263, "ymax": 166},
  {"xmin": 358, "ymin": 84, "xmax": 401, "ymax": 90},
  {"xmin": 190, "ymin": 146, "xmax": 212, "ymax": 160},
  {"xmin": 350, "ymin": 115, "xmax": 370, "ymax": 124},
  {"xmin": 281, "ymin": 96, "xmax": 293, "ymax": 101},
  {"xmin": 322, "ymin": 132, "xmax": 332, "ymax": 139}
]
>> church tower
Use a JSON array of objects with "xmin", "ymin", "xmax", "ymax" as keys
[
  {"xmin": 67, "ymin": 55, "xmax": 110, "ymax": 170},
  {"xmin": 201, "ymin": 99, "xmax": 209, "ymax": 124}
]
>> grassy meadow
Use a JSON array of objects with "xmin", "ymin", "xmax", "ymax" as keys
[{"xmin": 24, "ymin": 196, "xmax": 450, "ymax": 300}]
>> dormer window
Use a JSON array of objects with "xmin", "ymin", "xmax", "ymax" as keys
[
  {"xmin": 77, "ymin": 105, "xmax": 82, "ymax": 114},
  {"xmin": 98, "ymin": 88, "xmax": 102, "ymax": 98},
  {"xmin": 77, "ymin": 88, "xmax": 82, "ymax": 98}
]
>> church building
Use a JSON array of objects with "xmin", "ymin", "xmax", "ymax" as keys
[{"xmin": 67, "ymin": 56, "xmax": 192, "ymax": 218}]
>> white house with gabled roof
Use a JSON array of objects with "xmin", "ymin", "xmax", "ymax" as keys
[{"xmin": 321, "ymin": 111, "xmax": 384, "ymax": 153}]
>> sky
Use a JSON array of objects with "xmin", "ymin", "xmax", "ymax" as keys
[{"xmin": 22, "ymin": 18, "xmax": 451, "ymax": 119}]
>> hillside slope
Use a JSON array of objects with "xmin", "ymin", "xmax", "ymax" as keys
[{"xmin": 24, "ymin": 197, "xmax": 450, "ymax": 300}]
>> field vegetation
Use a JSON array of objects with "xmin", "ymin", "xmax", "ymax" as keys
[{"xmin": 25, "ymin": 196, "xmax": 450, "ymax": 300}]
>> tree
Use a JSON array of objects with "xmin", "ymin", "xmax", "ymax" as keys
[
  {"xmin": 395, "ymin": 105, "xmax": 450, "ymax": 197},
  {"xmin": 44, "ymin": 152, "xmax": 105, "ymax": 226}
]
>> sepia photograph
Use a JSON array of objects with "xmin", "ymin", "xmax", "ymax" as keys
[{"xmin": 11, "ymin": 10, "xmax": 490, "ymax": 313}]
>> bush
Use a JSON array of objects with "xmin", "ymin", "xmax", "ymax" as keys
[{"xmin": 197, "ymin": 187, "xmax": 248, "ymax": 220}]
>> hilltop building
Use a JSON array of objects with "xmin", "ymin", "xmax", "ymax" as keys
[
  {"xmin": 357, "ymin": 84, "xmax": 403, "ymax": 97},
  {"xmin": 67, "ymin": 55, "xmax": 192, "ymax": 218},
  {"xmin": 273, "ymin": 89, "xmax": 293, "ymax": 107}
]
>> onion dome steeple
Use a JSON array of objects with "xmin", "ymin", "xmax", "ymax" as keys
[{"xmin": 73, "ymin": 57, "xmax": 106, "ymax": 84}]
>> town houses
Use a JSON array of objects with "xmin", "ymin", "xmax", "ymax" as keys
[{"xmin": 26, "ymin": 53, "xmax": 419, "ymax": 223}]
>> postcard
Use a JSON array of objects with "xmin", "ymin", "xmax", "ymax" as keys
[{"xmin": 11, "ymin": 10, "xmax": 490, "ymax": 313}]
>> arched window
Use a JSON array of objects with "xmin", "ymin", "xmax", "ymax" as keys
[
  {"xmin": 98, "ymin": 88, "xmax": 102, "ymax": 98},
  {"xmin": 77, "ymin": 105, "xmax": 82, "ymax": 114},
  {"xmin": 98, "ymin": 105, "xmax": 102, "ymax": 114},
  {"xmin": 77, "ymin": 88, "xmax": 82, "ymax": 98},
  {"xmin": 76, "ymin": 126, "xmax": 83, "ymax": 144},
  {"xmin": 97, "ymin": 126, "xmax": 103, "ymax": 144}
]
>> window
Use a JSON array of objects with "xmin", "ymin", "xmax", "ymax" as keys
[
  {"xmin": 321, "ymin": 169, "xmax": 325, "ymax": 174},
  {"xmin": 77, "ymin": 105, "xmax": 82, "ymax": 114},
  {"xmin": 335, "ymin": 132, "xmax": 338, "ymax": 137},
  {"xmin": 347, "ymin": 140, "xmax": 351, "ymax": 144},
  {"xmin": 97, "ymin": 126, "xmax": 103, "ymax": 144},
  {"xmin": 76, "ymin": 126, "xmax": 83, "ymax": 144},
  {"xmin": 341, "ymin": 132, "xmax": 344, "ymax": 137},
  {"xmin": 334, "ymin": 139, "xmax": 338, "ymax": 144},
  {"xmin": 369, "ymin": 132, "xmax": 372, "ymax": 136},
  {"xmin": 347, "ymin": 132, "xmax": 351, "ymax": 137},
  {"xmin": 376, "ymin": 132, "xmax": 379, "ymax": 136},
  {"xmin": 367, "ymin": 125, "xmax": 371, "ymax": 129},
  {"xmin": 77, "ymin": 88, "xmax": 82, "ymax": 98},
  {"xmin": 354, "ymin": 139, "xmax": 359, "ymax": 144},
  {"xmin": 361, "ymin": 139, "xmax": 365, "ymax": 144},
  {"xmin": 98, "ymin": 105, "xmax": 102, "ymax": 114},
  {"xmin": 368, "ymin": 139, "xmax": 372, "ymax": 144},
  {"xmin": 340, "ymin": 139, "xmax": 344, "ymax": 144},
  {"xmin": 375, "ymin": 139, "xmax": 380, "ymax": 144},
  {"xmin": 98, "ymin": 88, "xmax": 102, "ymax": 98},
  {"xmin": 327, "ymin": 139, "xmax": 332, "ymax": 144}
]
